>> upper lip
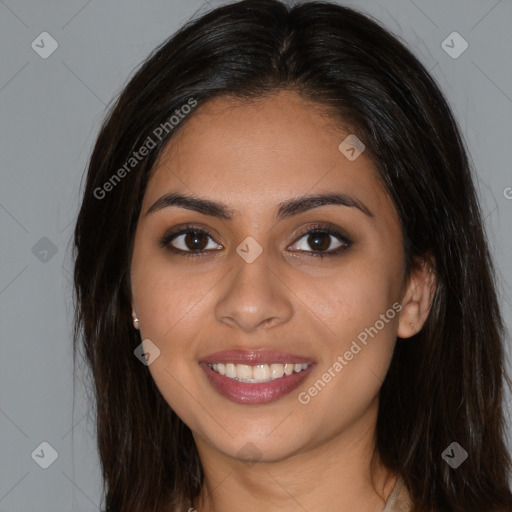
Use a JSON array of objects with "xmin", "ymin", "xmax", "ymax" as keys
[{"xmin": 199, "ymin": 349, "xmax": 315, "ymax": 365}]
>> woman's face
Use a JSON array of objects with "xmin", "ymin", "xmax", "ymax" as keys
[{"xmin": 130, "ymin": 90, "xmax": 427, "ymax": 463}]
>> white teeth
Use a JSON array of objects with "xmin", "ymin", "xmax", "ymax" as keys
[
  {"xmin": 225, "ymin": 363, "xmax": 236, "ymax": 378},
  {"xmin": 270, "ymin": 363, "xmax": 284, "ymax": 379},
  {"xmin": 236, "ymin": 364, "xmax": 253, "ymax": 380},
  {"xmin": 253, "ymin": 364, "xmax": 271, "ymax": 380},
  {"xmin": 208, "ymin": 362, "xmax": 310, "ymax": 382}
]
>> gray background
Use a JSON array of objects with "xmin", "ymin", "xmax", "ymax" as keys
[{"xmin": 1, "ymin": 0, "xmax": 511, "ymax": 510}]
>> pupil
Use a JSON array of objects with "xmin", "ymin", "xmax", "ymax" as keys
[
  {"xmin": 309, "ymin": 233, "xmax": 329, "ymax": 251},
  {"xmin": 186, "ymin": 232, "xmax": 206, "ymax": 250}
]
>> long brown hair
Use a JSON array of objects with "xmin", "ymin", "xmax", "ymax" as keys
[{"xmin": 73, "ymin": 1, "xmax": 512, "ymax": 510}]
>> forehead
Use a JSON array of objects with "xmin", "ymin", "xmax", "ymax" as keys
[{"xmin": 142, "ymin": 90, "xmax": 395, "ymax": 225}]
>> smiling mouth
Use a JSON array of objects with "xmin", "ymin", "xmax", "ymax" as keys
[
  {"xmin": 207, "ymin": 362, "xmax": 311, "ymax": 383},
  {"xmin": 199, "ymin": 349, "xmax": 315, "ymax": 404}
]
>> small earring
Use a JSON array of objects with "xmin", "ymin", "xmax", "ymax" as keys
[{"xmin": 133, "ymin": 317, "xmax": 140, "ymax": 329}]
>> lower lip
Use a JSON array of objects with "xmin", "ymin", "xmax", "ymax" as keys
[{"xmin": 199, "ymin": 362, "xmax": 314, "ymax": 404}]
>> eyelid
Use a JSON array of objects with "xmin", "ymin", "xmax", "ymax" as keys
[
  {"xmin": 287, "ymin": 223, "xmax": 352, "ymax": 256},
  {"xmin": 291, "ymin": 222, "xmax": 351, "ymax": 245},
  {"xmin": 159, "ymin": 224, "xmax": 222, "ymax": 254}
]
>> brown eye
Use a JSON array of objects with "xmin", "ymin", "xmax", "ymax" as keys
[
  {"xmin": 288, "ymin": 225, "xmax": 351, "ymax": 257},
  {"xmin": 160, "ymin": 227, "xmax": 222, "ymax": 255}
]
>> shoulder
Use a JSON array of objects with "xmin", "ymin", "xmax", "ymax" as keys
[{"xmin": 382, "ymin": 476, "xmax": 414, "ymax": 512}]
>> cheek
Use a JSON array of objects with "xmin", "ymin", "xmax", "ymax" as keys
[
  {"xmin": 298, "ymin": 259, "xmax": 400, "ymax": 338},
  {"xmin": 130, "ymin": 243, "xmax": 220, "ymax": 416},
  {"xmin": 295, "ymin": 256, "xmax": 401, "ymax": 397},
  {"xmin": 296, "ymin": 274, "xmax": 399, "ymax": 432},
  {"xmin": 130, "ymin": 250, "xmax": 210, "ymax": 427},
  {"xmin": 130, "ymin": 239, "xmax": 218, "ymax": 345}
]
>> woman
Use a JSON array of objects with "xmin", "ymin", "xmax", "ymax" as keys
[{"xmin": 73, "ymin": 1, "xmax": 512, "ymax": 510}]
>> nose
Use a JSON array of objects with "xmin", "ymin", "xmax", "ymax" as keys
[{"xmin": 214, "ymin": 250, "xmax": 294, "ymax": 333}]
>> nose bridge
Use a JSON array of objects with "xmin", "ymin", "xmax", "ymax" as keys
[{"xmin": 215, "ymin": 243, "xmax": 294, "ymax": 331}]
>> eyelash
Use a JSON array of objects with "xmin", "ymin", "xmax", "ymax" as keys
[{"xmin": 159, "ymin": 223, "xmax": 352, "ymax": 259}]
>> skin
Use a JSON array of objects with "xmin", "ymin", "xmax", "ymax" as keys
[{"xmin": 129, "ymin": 90, "xmax": 436, "ymax": 512}]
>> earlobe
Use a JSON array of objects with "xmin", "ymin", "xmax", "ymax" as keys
[
  {"xmin": 131, "ymin": 302, "xmax": 140, "ymax": 330},
  {"xmin": 397, "ymin": 254, "xmax": 436, "ymax": 338},
  {"xmin": 397, "ymin": 302, "xmax": 420, "ymax": 338}
]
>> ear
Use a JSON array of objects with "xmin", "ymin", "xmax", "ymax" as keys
[{"xmin": 397, "ymin": 254, "xmax": 436, "ymax": 338}]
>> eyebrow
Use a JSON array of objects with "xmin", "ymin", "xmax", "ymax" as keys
[{"xmin": 145, "ymin": 191, "xmax": 374, "ymax": 220}]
